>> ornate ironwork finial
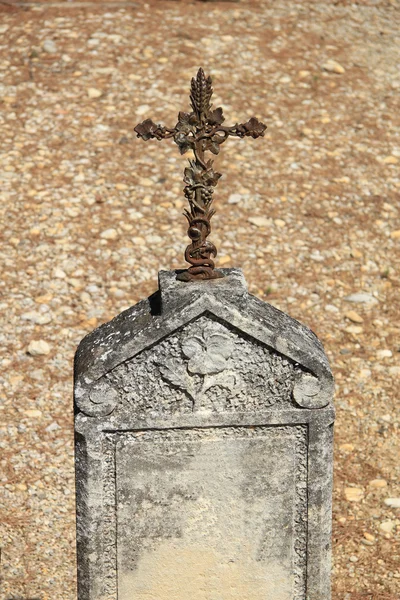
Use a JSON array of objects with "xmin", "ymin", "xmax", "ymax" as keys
[{"xmin": 134, "ymin": 68, "xmax": 266, "ymax": 282}]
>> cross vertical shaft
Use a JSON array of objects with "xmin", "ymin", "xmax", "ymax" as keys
[{"xmin": 134, "ymin": 68, "xmax": 266, "ymax": 281}]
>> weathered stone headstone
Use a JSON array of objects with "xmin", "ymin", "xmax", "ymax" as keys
[
  {"xmin": 74, "ymin": 68, "xmax": 334, "ymax": 600},
  {"xmin": 74, "ymin": 269, "xmax": 335, "ymax": 600}
]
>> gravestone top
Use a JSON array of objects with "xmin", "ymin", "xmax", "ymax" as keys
[
  {"xmin": 75, "ymin": 268, "xmax": 334, "ymax": 421},
  {"xmin": 74, "ymin": 269, "xmax": 335, "ymax": 600}
]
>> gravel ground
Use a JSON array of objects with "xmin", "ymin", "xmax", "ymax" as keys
[{"xmin": 0, "ymin": 1, "xmax": 399, "ymax": 599}]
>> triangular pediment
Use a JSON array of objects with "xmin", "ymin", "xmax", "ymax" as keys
[{"xmin": 74, "ymin": 270, "xmax": 334, "ymax": 417}]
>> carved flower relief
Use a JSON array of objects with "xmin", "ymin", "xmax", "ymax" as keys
[
  {"xmin": 182, "ymin": 324, "xmax": 234, "ymax": 375},
  {"xmin": 157, "ymin": 322, "xmax": 241, "ymax": 407}
]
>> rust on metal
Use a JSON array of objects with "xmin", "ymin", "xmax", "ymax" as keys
[{"xmin": 134, "ymin": 68, "xmax": 266, "ymax": 281}]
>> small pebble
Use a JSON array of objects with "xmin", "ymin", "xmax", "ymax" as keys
[
  {"xmin": 27, "ymin": 340, "xmax": 51, "ymax": 356},
  {"xmin": 15, "ymin": 483, "xmax": 28, "ymax": 492},
  {"xmin": 35, "ymin": 314, "xmax": 52, "ymax": 325},
  {"xmin": 136, "ymin": 104, "xmax": 151, "ymax": 116},
  {"xmin": 42, "ymin": 39, "xmax": 57, "ymax": 54},
  {"xmin": 248, "ymin": 216, "xmax": 271, "ymax": 228},
  {"xmin": 349, "ymin": 555, "xmax": 358, "ymax": 563},
  {"xmin": 322, "ymin": 59, "xmax": 345, "ymax": 74},
  {"xmin": 376, "ymin": 349, "xmax": 392, "ymax": 359},
  {"xmin": 344, "ymin": 292, "xmax": 378, "ymax": 305},
  {"xmin": 100, "ymin": 228, "xmax": 118, "ymax": 240},
  {"xmin": 380, "ymin": 520, "xmax": 394, "ymax": 533},
  {"xmin": 325, "ymin": 304, "xmax": 339, "ymax": 313},
  {"xmin": 369, "ymin": 479, "xmax": 387, "ymax": 488},
  {"xmin": 138, "ymin": 177, "xmax": 153, "ymax": 187},
  {"xmin": 54, "ymin": 268, "xmax": 67, "ymax": 279},
  {"xmin": 384, "ymin": 498, "xmax": 400, "ymax": 508},
  {"xmin": 228, "ymin": 193, "xmax": 243, "ymax": 204},
  {"xmin": 339, "ymin": 443, "xmax": 354, "ymax": 452},
  {"xmin": 87, "ymin": 88, "xmax": 103, "ymax": 99},
  {"xmin": 24, "ymin": 409, "xmax": 42, "ymax": 418},
  {"xmin": 345, "ymin": 325, "xmax": 363, "ymax": 335},
  {"xmin": 382, "ymin": 155, "xmax": 398, "ymax": 164},
  {"xmin": 132, "ymin": 236, "xmax": 146, "ymax": 245},
  {"xmin": 344, "ymin": 487, "xmax": 364, "ymax": 502},
  {"xmin": 345, "ymin": 310, "xmax": 363, "ymax": 323},
  {"xmin": 359, "ymin": 369, "xmax": 371, "ymax": 379},
  {"xmin": 45, "ymin": 422, "xmax": 61, "ymax": 432}
]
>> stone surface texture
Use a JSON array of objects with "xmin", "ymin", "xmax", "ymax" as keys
[
  {"xmin": 2, "ymin": 2, "xmax": 400, "ymax": 599},
  {"xmin": 74, "ymin": 269, "xmax": 335, "ymax": 600}
]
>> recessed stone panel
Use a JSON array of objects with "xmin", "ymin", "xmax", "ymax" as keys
[{"xmin": 115, "ymin": 426, "xmax": 307, "ymax": 600}]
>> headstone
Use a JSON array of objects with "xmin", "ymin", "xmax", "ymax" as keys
[{"xmin": 74, "ymin": 268, "xmax": 335, "ymax": 600}]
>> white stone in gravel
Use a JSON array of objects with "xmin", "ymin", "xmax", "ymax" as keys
[
  {"xmin": 369, "ymin": 479, "xmax": 387, "ymax": 488},
  {"xmin": 80, "ymin": 292, "xmax": 92, "ymax": 304},
  {"xmin": 349, "ymin": 555, "xmax": 358, "ymax": 563},
  {"xmin": 132, "ymin": 236, "xmax": 146, "ymax": 245},
  {"xmin": 359, "ymin": 369, "xmax": 371, "ymax": 379},
  {"xmin": 42, "ymin": 39, "xmax": 57, "ymax": 54},
  {"xmin": 322, "ymin": 59, "xmax": 345, "ymax": 74},
  {"xmin": 35, "ymin": 314, "xmax": 52, "ymax": 325},
  {"xmin": 345, "ymin": 325, "xmax": 363, "ymax": 335},
  {"xmin": 138, "ymin": 177, "xmax": 153, "ymax": 187},
  {"xmin": 344, "ymin": 292, "xmax": 378, "ymax": 305},
  {"xmin": 27, "ymin": 340, "xmax": 51, "ymax": 356},
  {"xmin": 345, "ymin": 310, "xmax": 363, "ymax": 323},
  {"xmin": 30, "ymin": 369, "xmax": 44, "ymax": 380},
  {"xmin": 54, "ymin": 268, "xmax": 67, "ymax": 279},
  {"xmin": 228, "ymin": 193, "xmax": 242, "ymax": 204},
  {"xmin": 310, "ymin": 252, "xmax": 324, "ymax": 262},
  {"xmin": 45, "ymin": 422, "xmax": 61, "ymax": 432},
  {"xmin": 344, "ymin": 487, "xmax": 364, "ymax": 502},
  {"xmin": 384, "ymin": 498, "xmax": 400, "ymax": 508},
  {"xmin": 24, "ymin": 409, "xmax": 42, "ymax": 418},
  {"xmin": 379, "ymin": 520, "xmax": 394, "ymax": 533},
  {"xmin": 87, "ymin": 88, "xmax": 103, "ymax": 99},
  {"xmin": 136, "ymin": 104, "xmax": 151, "ymax": 116},
  {"xmin": 100, "ymin": 228, "xmax": 118, "ymax": 240},
  {"xmin": 21, "ymin": 311, "xmax": 40, "ymax": 322},
  {"xmin": 248, "ymin": 216, "xmax": 271, "ymax": 228},
  {"xmin": 389, "ymin": 366, "xmax": 400, "ymax": 376},
  {"xmin": 376, "ymin": 349, "xmax": 392, "ymax": 359},
  {"xmin": 382, "ymin": 155, "xmax": 398, "ymax": 164},
  {"xmin": 275, "ymin": 219, "xmax": 286, "ymax": 228},
  {"xmin": 325, "ymin": 304, "xmax": 339, "ymax": 313},
  {"xmin": 147, "ymin": 234, "xmax": 163, "ymax": 244}
]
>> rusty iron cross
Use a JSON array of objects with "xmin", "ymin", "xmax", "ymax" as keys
[{"xmin": 134, "ymin": 68, "xmax": 266, "ymax": 282}]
